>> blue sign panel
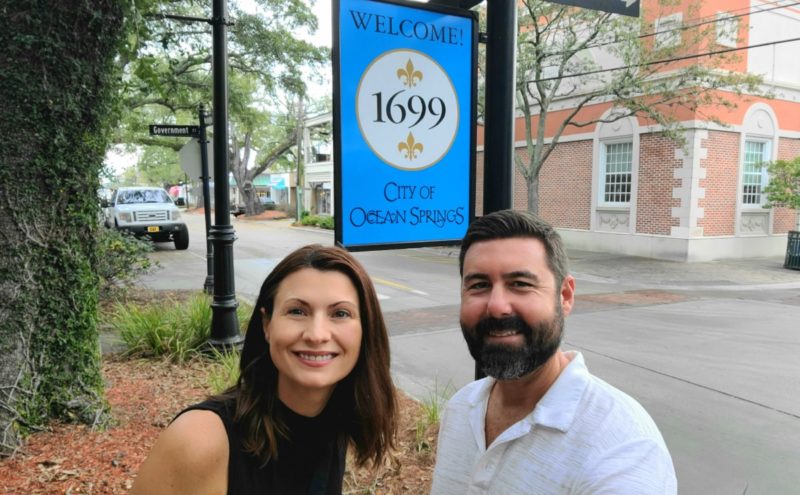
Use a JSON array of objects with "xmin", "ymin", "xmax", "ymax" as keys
[{"xmin": 334, "ymin": 0, "xmax": 476, "ymax": 250}]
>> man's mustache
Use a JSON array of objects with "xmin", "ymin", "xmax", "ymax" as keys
[{"xmin": 474, "ymin": 316, "xmax": 531, "ymax": 339}]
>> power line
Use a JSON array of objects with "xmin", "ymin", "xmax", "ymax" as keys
[
  {"xmin": 536, "ymin": 0, "xmax": 800, "ymax": 60},
  {"xmin": 527, "ymin": 35, "xmax": 800, "ymax": 84},
  {"xmin": 643, "ymin": 0, "xmax": 800, "ymax": 42}
]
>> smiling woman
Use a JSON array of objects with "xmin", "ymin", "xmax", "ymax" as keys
[{"xmin": 131, "ymin": 245, "xmax": 397, "ymax": 495}]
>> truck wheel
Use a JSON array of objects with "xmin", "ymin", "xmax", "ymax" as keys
[{"xmin": 174, "ymin": 227, "xmax": 189, "ymax": 250}]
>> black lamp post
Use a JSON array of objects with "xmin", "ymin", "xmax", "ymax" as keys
[
  {"xmin": 477, "ymin": 0, "xmax": 517, "ymax": 379},
  {"xmin": 483, "ymin": 0, "xmax": 516, "ymax": 215},
  {"xmin": 208, "ymin": 0, "xmax": 243, "ymax": 350}
]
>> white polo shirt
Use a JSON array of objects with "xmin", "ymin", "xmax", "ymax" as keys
[{"xmin": 431, "ymin": 351, "xmax": 677, "ymax": 494}]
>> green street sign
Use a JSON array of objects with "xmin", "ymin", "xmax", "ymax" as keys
[{"xmin": 149, "ymin": 125, "xmax": 200, "ymax": 137}]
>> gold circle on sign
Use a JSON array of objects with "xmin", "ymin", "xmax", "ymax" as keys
[{"xmin": 355, "ymin": 48, "xmax": 459, "ymax": 172}]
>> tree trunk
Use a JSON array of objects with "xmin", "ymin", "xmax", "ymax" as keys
[
  {"xmin": 527, "ymin": 174, "xmax": 541, "ymax": 216},
  {"xmin": 0, "ymin": 0, "xmax": 124, "ymax": 455},
  {"xmin": 242, "ymin": 188, "xmax": 263, "ymax": 216}
]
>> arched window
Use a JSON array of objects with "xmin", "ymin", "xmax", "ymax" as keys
[{"xmin": 740, "ymin": 105, "xmax": 776, "ymax": 209}]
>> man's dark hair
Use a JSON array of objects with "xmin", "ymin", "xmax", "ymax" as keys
[{"xmin": 459, "ymin": 209, "xmax": 569, "ymax": 284}]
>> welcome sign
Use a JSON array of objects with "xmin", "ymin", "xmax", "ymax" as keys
[{"xmin": 333, "ymin": 0, "xmax": 477, "ymax": 250}]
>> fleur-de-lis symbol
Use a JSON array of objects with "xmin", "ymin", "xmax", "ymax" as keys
[
  {"xmin": 396, "ymin": 59, "xmax": 423, "ymax": 88},
  {"xmin": 398, "ymin": 132, "xmax": 424, "ymax": 160}
]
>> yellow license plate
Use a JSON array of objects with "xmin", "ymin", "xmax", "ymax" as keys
[{"xmin": 147, "ymin": 226, "xmax": 160, "ymax": 233}]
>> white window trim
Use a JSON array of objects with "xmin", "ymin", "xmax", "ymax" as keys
[
  {"xmin": 598, "ymin": 139, "xmax": 635, "ymax": 207},
  {"xmin": 740, "ymin": 138, "xmax": 771, "ymax": 209},
  {"xmin": 655, "ymin": 13, "xmax": 683, "ymax": 49},
  {"xmin": 715, "ymin": 12, "xmax": 738, "ymax": 49}
]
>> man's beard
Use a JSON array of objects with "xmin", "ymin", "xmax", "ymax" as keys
[{"xmin": 460, "ymin": 306, "xmax": 564, "ymax": 380}]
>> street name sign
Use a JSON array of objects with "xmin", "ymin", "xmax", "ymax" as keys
[
  {"xmin": 546, "ymin": 0, "xmax": 639, "ymax": 17},
  {"xmin": 333, "ymin": 0, "xmax": 477, "ymax": 250},
  {"xmin": 149, "ymin": 124, "xmax": 201, "ymax": 137}
]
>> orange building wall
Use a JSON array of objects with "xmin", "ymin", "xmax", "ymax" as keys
[
  {"xmin": 636, "ymin": 134, "xmax": 682, "ymax": 235},
  {"xmin": 698, "ymin": 131, "xmax": 739, "ymax": 236},
  {"xmin": 477, "ymin": 95, "xmax": 800, "ymax": 149}
]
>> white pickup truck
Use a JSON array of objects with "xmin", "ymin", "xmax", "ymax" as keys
[{"xmin": 103, "ymin": 186, "xmax": 189, "ymax": 250}]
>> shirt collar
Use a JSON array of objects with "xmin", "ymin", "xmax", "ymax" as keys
[
  {"xmin": 466, "ymin": 351, "xmax": 589, "ymax": 433},
  {"xmin": 531, "ymin": 351, "xmax": 588, "ymax": 432}
]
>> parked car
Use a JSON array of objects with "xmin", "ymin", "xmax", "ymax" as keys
[
  {"xmin": 103, "ymin": 186, "xmax": 189, "ymax": 250},
  {"xmin": 230, "ymin": 203, "xmax": 246, "ymax": 217},
  {"xmin": 258, "ymin": 196, "xmax": 277, "ymax": 209}
]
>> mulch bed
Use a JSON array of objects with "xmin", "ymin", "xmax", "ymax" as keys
[
  {"xmin": 0, "ymin": 356, "xmax": 437, "ymax": 494},
  {"xmin": 235, "ymin": 210, "xmax": 289, "ymax": 221}
]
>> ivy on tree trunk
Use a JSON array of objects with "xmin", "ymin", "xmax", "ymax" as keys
[{"xmin": 0, "ymin": 0, "xmax": 125, "ymax": 455}]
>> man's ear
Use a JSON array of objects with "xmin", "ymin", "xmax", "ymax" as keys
[
  {"xmin": 260, "ymin": 307, "xmax": 270, "ymax": 343},
  {"xmin": 560, "ymin": 275, "xmax": 576, "ymax": 317}
]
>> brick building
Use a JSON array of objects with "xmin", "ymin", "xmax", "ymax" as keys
[{"xmin": 477, "ymin": 0, "xmax": 800, "ymax": 261}]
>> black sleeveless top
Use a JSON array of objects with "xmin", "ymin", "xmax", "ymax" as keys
[{"xmin": 179, "ymin": 398, "xmax": 346, "ymax": 495}]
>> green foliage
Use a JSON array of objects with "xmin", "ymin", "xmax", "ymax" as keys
[
  {"xmin": 414, "ymin": 382, "xmax": 453, "ymax": 454},
  {"xmin": 318, "ymin": 216, "xmax": 335, "ymax": 230},
  {"xmin": 113, "ymin": 294, "xmax": 211, "ymax": 362},
  {"xmin": 0, "ymin": 0, "xmax": 129, "ymax": 451},
  {"xmin": 112, "ymin": 294, "xmax": 251, "ymax": 362},
  {"xmin": 109, "ymin": 0, "xmax": 332, "ymax": 209},
  {"xmin": 237, "ymin": 300, "xmax": 255, "ymax": 333},
  {"xmin": 114, "ymin": 0, "xmax": 328, "ymax": 166},
  {"xmin": 763, "ymin": 157, "xmax": 800, "ymax": 211},
  {"xmin": 299, "ymin": 215, "xmax": 334, "ymax": 230},
  {"xmin": 207, "ymin": 348, "xmax": 242, "ymax": 394},
  {"xmin": 125, "ymin": 146, "xmax": 183, "ymax": 187},
  {"xmin": 96, "ymin": 228, "xmax": 157, "ymax": 297}
]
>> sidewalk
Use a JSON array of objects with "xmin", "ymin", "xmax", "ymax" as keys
[
  {"xmin": 234, "ymin": 207, "xmax": 800, "ymax": 290},
  {"xmin": 420, "ymin": 245, "xmax": 800, "ymax": 291}
]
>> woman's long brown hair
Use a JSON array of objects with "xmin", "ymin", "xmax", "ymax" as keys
[{"xmin": 211, "ymin": 244, "xmax": 397, "ymax": 466}]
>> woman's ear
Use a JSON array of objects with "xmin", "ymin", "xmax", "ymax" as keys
[{"xmin": 260, "ymin": 307, "xmax": 270, "ymax": 343}]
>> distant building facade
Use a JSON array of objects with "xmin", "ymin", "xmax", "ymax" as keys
[
  {"xmin": 302, "ymin": 113, "xmax": 334, "ymax": 216},
  {"xmin": 477, "ymin": 0, "xmax": 800, "ymax": 261}
]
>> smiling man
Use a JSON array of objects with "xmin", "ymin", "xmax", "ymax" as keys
[{"xmin": 431, "ymin": 210, "xmax": 677, "ymax": 494}]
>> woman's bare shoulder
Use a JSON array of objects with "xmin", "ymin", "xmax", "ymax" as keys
[{"xmin": 131, "ymin": 409, "xmax": 228, "ymax": 495}]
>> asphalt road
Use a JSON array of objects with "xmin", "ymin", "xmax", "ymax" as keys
[{"xmin": 139, "ymin": 211, "xmax": 800, "ymax": 494}]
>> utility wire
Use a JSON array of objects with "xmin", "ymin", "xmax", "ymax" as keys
[
  {"xmin": 528, "ymin": 35, "xmax": 800, "ymax": 84},
  {"xmin": 535, "ymin": 0, "xmax": 800, "ymax": 59}
]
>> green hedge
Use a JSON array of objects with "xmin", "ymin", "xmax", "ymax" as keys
[
  {"xmin": 110, "ymin": 295, "xmax": 252, "ymax": 362},
  {"xmin": 299, "ymin": 214, "xmax": 334, "ymax": 230}
]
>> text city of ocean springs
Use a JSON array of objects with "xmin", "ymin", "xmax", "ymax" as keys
[{"xmin": 347, "ymin": 8, "xmax": 467, "ymax": 230}]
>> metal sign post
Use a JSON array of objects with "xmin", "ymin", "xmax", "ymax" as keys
[
  {"xmin": 150, "ymin": 6, "xmax": 241, "ymax": 350},
  {"xmin": 482, "ymin": 0, "xmax": 517, "ymax": 217},
  {"xmin": 198, "ymin": 105, "xmax": 214, "ymax": 295},
  {"xmin": 208, "ymin": 0, "xmax": 243, "ymax": 350}
]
